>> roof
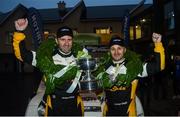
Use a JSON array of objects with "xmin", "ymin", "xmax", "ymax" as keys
[
  {"xmin": 0, "ymin": 12, "xmax": 8, "ymax": 22},
  {"xmin": 84, "ymin": 5, "xmax": 137, "ymax": 20},
  {"xmin": 0, "ymin": 1, "xmax": 152, "ymax": 25},
  {"xmin": 130, "ymin": 4, "xmax": 152, "ymax": 17},
  {"xmin": 38, "ymin": 8, "xmax": 65, "ymax": 21},
  {"xmin": 0, "ymin": 11, "xmax": 11, "ymax": 25},
  {"xmin": 0, "ymin": 4, "xmax": 28, "ymax": 25},
  {"xmin": 38, "ymin": 0, "xmax": 85, "ymax": 22},
  {"xmin": 38, "ymin": 4, "xmax": 152, "ymax": 22}
]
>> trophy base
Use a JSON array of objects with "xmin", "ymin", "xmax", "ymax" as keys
[
  {"xmin": 79, "ymin": 80, "xmax": 101, "ymax": 91},
  {"xmin": 78, "ymin": 80, "xmax": 105, "ymax": 116},
  {"xmin": 79, "ymin": 89, "xmax": 103, "ymax": 100}
]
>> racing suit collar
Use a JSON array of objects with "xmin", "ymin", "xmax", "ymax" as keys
[
  {"xmin": 105, "ymin": 58, "xmax": 126, "ymax": 70},
  {"xmin": 112, "ymin": 58, "xmax": 125, "ymax": 66},
  {"xmin": 57, "ymin": 49, "xmax": 73, "ymax": 57}
]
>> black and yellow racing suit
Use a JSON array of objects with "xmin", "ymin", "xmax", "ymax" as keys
[
  {"xmin": 13, "ymin": 32, "xmax": 83, "ymax": 116},
  {"xmin": 101, "ymin": 42, "xmax": 165, "ymax": 116}
]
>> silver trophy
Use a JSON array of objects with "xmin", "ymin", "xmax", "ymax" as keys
[
  {"xmin": 77, "ymin": 58, "xmax": 104, "ymax": 114},
  {"xmin": 77, "ymin": 58, "xmax": 101, "ymax": 92}
]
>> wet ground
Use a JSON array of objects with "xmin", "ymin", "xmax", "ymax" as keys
[{"xmin": 0, "ymin": 72, "xmax": 179, "ymax": 116}]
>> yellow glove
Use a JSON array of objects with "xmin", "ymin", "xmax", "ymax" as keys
[{"xmin": 13, "ymin": 32, "xmax": 26, "ymax": 61}]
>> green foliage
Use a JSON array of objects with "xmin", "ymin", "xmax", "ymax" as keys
[
  {"xmin": 36, "ymin": 38, "xmax": 82, "ymax": 94},
  {"xmin": 96, "ymin": 49, "xmax": 143, "ymax": 88}
]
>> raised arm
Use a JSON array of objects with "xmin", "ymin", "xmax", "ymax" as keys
[
  {"xmin": 13, "ymin": 18, "xmax": 36, "ymax": 66},
  {"xmin": 139, "ymin": 33, "xmax": 165, "ymax": 77},
  {"xmin": 152, "ymin": 33, "xmax": 165, "ymax": 71}
]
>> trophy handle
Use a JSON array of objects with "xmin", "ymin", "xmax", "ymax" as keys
[{"xmin": 92, "ymin": 58, "xmax": 99, "ymax": 71}]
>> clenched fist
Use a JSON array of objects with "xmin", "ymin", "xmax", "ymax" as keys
[
  {"xmin": 14, "ymin": 18, "xmax": 28, "ymax": 31},
  {"xmin": 152, "ymin": 32, "xmax": 162, "ymax": 43}
]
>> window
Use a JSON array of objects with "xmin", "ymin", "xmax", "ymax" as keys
[
  {"xmin": 44, "ymin": 31, "xmax": 49, "ymax": 35},
  {"xmin": 130, "ymin": 26, "xmax": 134, "ymax": 40},
  {"xmin": 130, "ymin": 16, "xmax": 152, "ymax": 40},
  {"xmin": 164, "ymin": 1, "xmax": 175, "ymax": 30},
  {"xmin": 129, "ymin": 24, "xmax": 142, "ymax": 40},
  {"xmin": 95, "ymin": 27, "xmax": 112, "ymax": 34},
  {"xmin": 136, "ymin": 25, "xmax": 141, "ymax": 39},
  {"xmin": 6, "ymin": 31, "xmax": 13, "ymax": 45},
  {"xmin": 44, "ymin": 30, "xmax": 50, "ymax": 39}
]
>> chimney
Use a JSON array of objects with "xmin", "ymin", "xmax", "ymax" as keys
[
  {"xmin": 58, "ymin": 1, "xmax": 66, "ymax": 11},
  {"xmin": 57, "ymin": 1, "xmax": 67, "ymax": 17}
]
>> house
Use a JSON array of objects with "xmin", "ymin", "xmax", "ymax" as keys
[{"xmin": 0, "ymin": 0, "xmax": 153, "ymax": 72}]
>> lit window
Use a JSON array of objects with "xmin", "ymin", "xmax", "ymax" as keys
[
  {"xmin": 130, "ymin": 26, "xmax": 134, "ymax": 40},
  {"xmin": 136, "ymin": 25, "xmax": 141, "ymax": 39},
  {"xmin": 95, "ymin": 27, "xmax": 111, "ymax": 34},
  {"xmin": 129, "ymin": 24, "xmax": 142, "ymax": 40},
  {"xmin": 44, "ymin": 30, "xmax": 50, "ymax": 39},
  {"xmin": 44, "ymin": 31, "xmax": 49, "ymax": 35}
]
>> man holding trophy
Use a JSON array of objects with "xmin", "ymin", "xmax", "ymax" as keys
[
  {"xmin": 96, "ymin": 33, "xmax": 165, "ymax": 116},
  {"xmin": 13, "ymin": 16, "xmax": 164, "ymax": 116},
  {"xmin": 13, "ymin": 18, "xmax": 89, "ymax": 116}
]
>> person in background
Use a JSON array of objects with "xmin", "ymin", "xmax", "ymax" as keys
[{"xmin": 172, "ymin": 55, "xmax": 180, "ymax": 99}]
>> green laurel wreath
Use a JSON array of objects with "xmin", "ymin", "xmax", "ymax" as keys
[
  {"xmin": 35, "ymin": 38, "xmax": 143, "ymax": 93},
  {"xmin": 95, "ymin": 49, "xmax": 144, "ymax": 88},
  {"xmin": 36, "ymin": 39, "xmax": 82, "ymax": 94}
]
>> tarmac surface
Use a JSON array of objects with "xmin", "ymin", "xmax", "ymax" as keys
[{"xmin": 0, "ymin": 72, "xmax": 180, "ymax": 116}]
